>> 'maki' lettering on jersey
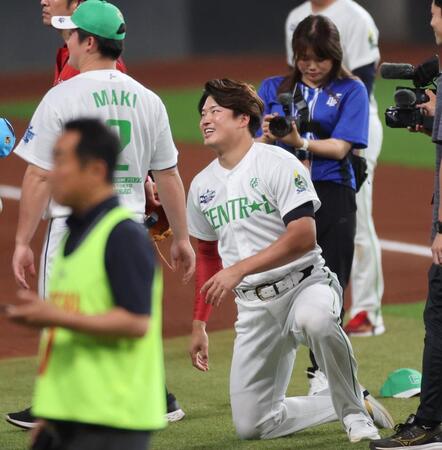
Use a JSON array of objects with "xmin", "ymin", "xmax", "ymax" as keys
[
  {"xmin": 92, "ymin": 90, "xmax": 138, "ymax": 109},
  {"xmin": 204, "ymin": 194, "xmax": 276, "ymax": 230}
]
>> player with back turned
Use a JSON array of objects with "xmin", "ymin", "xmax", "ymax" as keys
[
  {"xmin": 8, "ymin": 0, "xmax": 194, "ymax": 430},
  {"xmin": 6, "ymin": 0, "xmax": 185, "ymax": 429}
]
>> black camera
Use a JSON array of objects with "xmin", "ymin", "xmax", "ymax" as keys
[
  {"xmin": 381, "ymin": 55, "xmax": 439, "ymax": 131},
  {"xmin": 268, "ymin": 92, "xmax": 308, "ymax": 138}
]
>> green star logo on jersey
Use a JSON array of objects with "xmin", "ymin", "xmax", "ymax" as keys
[
  {"xmin": 248, "ymin": 201, "xmax": 263, "ymax": 212},
  {"xmin": 294, "ymin": 170, "xmax": 308, "ymax": 193},
  {"xmin": 250, "ymin": 177, "xmax": 259, "ymax": 189}
]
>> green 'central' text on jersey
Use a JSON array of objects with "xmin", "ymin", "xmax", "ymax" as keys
[
  {"xmin": 187, "ymin": 142, "xmax": 325, "ymax": 289},
  {"xmin": 204, "ymin": 194, "xmax": 277, "ymax": 230}
]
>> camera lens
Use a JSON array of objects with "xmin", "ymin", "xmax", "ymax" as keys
[{"xmin": 269, "ymin": 116, "xmax": 293, "ymax": 138}]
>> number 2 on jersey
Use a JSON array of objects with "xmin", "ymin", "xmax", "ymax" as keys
[{"xmin": 106, "ymin": 119, "xmax": 132, "ymax": 171}]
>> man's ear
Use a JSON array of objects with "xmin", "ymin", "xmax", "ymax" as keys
[{"xmin": 239, "ymin": 114, "xmax": 251, "ymax": 130}]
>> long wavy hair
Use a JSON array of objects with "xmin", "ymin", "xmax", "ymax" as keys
[{"xmin": 278, "ymin": 15, "xmax": 353, "ymax": 94}]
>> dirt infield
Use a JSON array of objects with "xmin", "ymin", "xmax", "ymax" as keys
[
  {"xmin": 0, "ymin": 48, "xmax": 437, "ymax": 359},
  {"xmin": 0, "ymin": 138, "xmax": 434, "ymax": 359}
]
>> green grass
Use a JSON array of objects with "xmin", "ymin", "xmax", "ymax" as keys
[
  {"xmin": 0, "ymin": 302, "xmax": 426, "ymax": 450},
  {"xmin": 1, "ymin": 78, "xmax": 435, "ymax": 169}
]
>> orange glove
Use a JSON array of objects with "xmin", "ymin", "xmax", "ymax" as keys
[{"xmin": 144, "ymin": 176, "xmax": 172, "ymax": 242}]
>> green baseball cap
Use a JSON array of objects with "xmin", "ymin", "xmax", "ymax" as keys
[
  {"xmin": 51, "ymin": 0, "xmax": 126, "ymax": 41},
  {"xmin": 380, "ymin": 368, "xmax": 422, "ymax": 398}
]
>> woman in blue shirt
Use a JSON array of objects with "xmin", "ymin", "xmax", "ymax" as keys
[{"xmin": 258, "ymin": 14, "xmax": 369, "ymax": 294}]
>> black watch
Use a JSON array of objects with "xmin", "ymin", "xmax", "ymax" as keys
[{"xmin": 437, "ymin": 221, "xmax": 442, "ymax": 234}]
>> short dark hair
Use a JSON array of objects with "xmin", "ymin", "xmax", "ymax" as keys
[
  {"xmin": 77, "ymin": 28, "xmax": 124, "ymax": 60},
  {"xmin": 64, "ymin": 118, "xmax": 119, "ymax": 183},
  {"xmin": 198, "ymin": 79, "xmax": 264, "ymax": 137},
  {"xmin": 435, "ymin": 0, "xmax": 442, "ymax": 8}
]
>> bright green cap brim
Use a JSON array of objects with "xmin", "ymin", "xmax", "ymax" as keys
[{"xmin": 52, "ymin": 0, "xmax": 125, "ymax": 41}]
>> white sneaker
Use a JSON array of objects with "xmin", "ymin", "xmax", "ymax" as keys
[
  {"xmin": 363, "ymin": 391, "xmax": 395, "ymax": 429},
  {"xmin": 306, "ymin": 368, "xmax": 329, "ymax": 396},
  {"xmin": 344, "ymin": 413, "xmax": 381, "ymax": 443},
  {"xmin": 165, "ymin": 408, "xmax": 185, "ymax": 422}
]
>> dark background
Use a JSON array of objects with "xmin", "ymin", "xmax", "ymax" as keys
[{"xmin": 0, "ymin": 0, "xmax": 436, "ymax": 72}]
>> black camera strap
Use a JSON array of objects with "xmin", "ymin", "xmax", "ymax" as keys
[
  {"xmin": 293, "ymin": 83, "xmax": 309, "ymax": 127},
  {"xmin": 293, "ymin": 83, "xmax": 328, "ymax": 138}
]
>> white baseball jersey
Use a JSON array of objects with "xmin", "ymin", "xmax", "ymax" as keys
[
  {"xmin": 14, "ymin": 69, "xmax": 178, "ymax": 218},
  {"xmin": 286, "ymin": 0, "xmax": 385, "ymax": 329},
  {"xmin": 187, "ymin": 142, "xmax": 324, "ymax": 289},
  {"xmin": 285, "ymin": 0, "xmax": 380, "ymax": 71}
]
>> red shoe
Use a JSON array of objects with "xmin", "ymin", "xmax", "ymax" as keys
[{"xmin": 344, "ymin": 311, "xmax": 385, "ymax": 337}]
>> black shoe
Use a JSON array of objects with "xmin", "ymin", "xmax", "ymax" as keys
[
  {"xmin": 5, "ymin": 407, "xmax": 37, "ymax": 430},
  {"xmin": 166, "ymin": 392, "xmax": 185, "ymax": 422},
  {"xmin": 369, "ymin": 414, "xmax": 442, "ymax": 449}
]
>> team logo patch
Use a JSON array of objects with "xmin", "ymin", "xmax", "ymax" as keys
[
  {"xmin": 294, "ymin": 170, "xmax": 308, "ymax": 193},
  {"xmin": 250, "ymin": 177, "xmax": 259, "ymax": 189},
  {"xmin": 368, "ymin": 30, "xmax": 378, "ymax": 50},
  {"xmin": 199, "ymin": 189, "xmax": 216, "ymax": 205},
  {"xmin": 23, "ymin": 126, "xmax": 36, "ymax": 143},
  {"xmin": 326, "ymin": 93, "xmax": 342, "ymax": 108}
]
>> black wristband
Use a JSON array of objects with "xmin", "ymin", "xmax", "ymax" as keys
[
  {"xmin": 294, "ymin": 149, "xmax": 308, "ymax": 161},
  {"xmin": 437, "ymin": 221, "xmax": 442, "ymax": 234}
]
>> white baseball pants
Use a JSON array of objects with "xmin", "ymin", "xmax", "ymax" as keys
[
  {"xmin": 230, "ymin": 269, "xmax": 369, "ymax": 440},
  {"xmin": 350, "ymin": 112, "xmax": 384, "ymax": 328}
]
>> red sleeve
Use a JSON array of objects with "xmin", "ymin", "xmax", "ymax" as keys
[
  {"xmin": 194, "ymin": 239, "xmax": 222, "ymax": 322},
  {"xmin": 116, "ymin": 58, "xmax": 128, "ymax": 74}
]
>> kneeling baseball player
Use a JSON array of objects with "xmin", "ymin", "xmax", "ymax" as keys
[{"xmin": 188, "ymin": 79, "xmax": 393, "ymax": 443}]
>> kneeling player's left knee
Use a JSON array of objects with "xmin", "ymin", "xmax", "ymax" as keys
[{"xmin": 299, "ymin": 311, "xmax": 337, "ymax": 342}]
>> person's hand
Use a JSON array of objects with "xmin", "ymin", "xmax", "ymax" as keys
[
  {"xmin": 432, "ymin": 233, "xmax": 442, "ymax": 265},
  {"xmin": 279, "ymin": 120, "xmax": 303, "ymax": 147},
  {"xmin": 262, "ymin": 113, "xmax": 278, "ymax": 143},
  {"xmin": 201, "ymin": 266, "xmax": 244, "ymax": 307},
  {"xmin": 170, "ymin": 239, "xmax": 196, "ymax": 284},
  {"xmin": 417, "ymin": 89, "xmax": 436, "ymax": 117},
  {"xmin": 7, "ymin": 290, "xmax": 63, "ymax": 328},
  {"xmin": 189, "ymin": 320, "xmax": 209, "ymax": 372},
  {"xmin": 30, "ymin": 419, "xmax": 47, "ymax": 447},
  {"xmin": 12, "ymin": 244, "xmax": 36, "ymax": 290},
  {"xmin": 408, "ymin": 89, "xmax": 437, "ymax": 136},
  {"xmin": 408, "ymin": 124, "xmax": 433, "ymax": 136},
  {"xmin": 144, "ymin": 175, "xmax": 161, "ymax": 208}
]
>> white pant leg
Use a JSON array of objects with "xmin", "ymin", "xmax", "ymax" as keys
[
  {"xmin": 230, "ymin": 281, "xmax": 338, "ymax": 440},
  {"xmin": 290, "ymin": 272, "xmax": 368, "ymax": 424},
  {"xmin": 38, "ymin": 217, "xmax": 68, "ymax": 298},
  {"xmin": 351, "ymin": 112, "xmax": 384, "ymax": 327}
]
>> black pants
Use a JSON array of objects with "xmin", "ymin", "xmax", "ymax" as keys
[
  {"xmin": 31, "ymin": 421, "xmax": 151, "ymax": 450},
  {"xmin": 309, "ymin": 182, "xmax": 356, "ymax": 370},
  {"xmin": 314, "ymin": 182, "xmax": 357, "ymax": 292},
  {"xmin": 416, "ymin": 263, "xmax": 442, "ymax": 423}
]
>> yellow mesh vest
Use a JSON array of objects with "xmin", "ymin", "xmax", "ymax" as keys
[{"xmin": 32, "ymin": 206, "xmax": 166, "ymax": 430}]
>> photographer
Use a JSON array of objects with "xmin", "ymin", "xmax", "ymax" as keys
[
  {"xmin": 370, "ymin": 1, "xmax": 442, "ymax": 448},
  {"xmin": 258, "ymin": 14, "xmax": 369, "ymax": 302}
]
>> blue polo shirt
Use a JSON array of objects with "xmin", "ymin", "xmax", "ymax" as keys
[{"xmin": 257, "ymin": 76, "xmax": 369, "ymax": 190}]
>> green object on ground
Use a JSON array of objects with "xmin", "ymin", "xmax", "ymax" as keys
[
  {"xmin": 0, "ymin": 301, "xmax": 426, "ymax": 450},
  {"xmin": 380, "ymin": 368, "xmax": 422, "ymax": 398}
]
